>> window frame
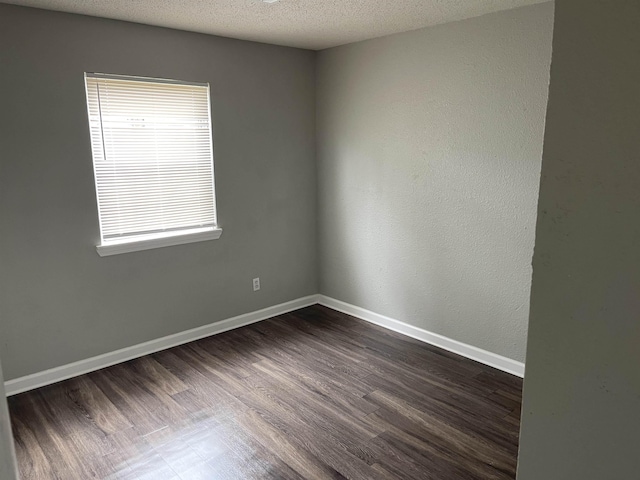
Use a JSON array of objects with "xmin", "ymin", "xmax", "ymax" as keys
[{"xmin": 84, "ymin": 73, "xmax": 222, "ymax": 256}]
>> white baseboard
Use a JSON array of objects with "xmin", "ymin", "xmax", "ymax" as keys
[
  {"xmin": 4, "ymin": 295, "xmax": 318, "ymax": 396},
  {"xmin": 317, "ymin": 295, "xmax": 525, "ymax": 378},
  {"xmin": 4, "ymin": 293, "xmax": 524, "ymax": 395}
]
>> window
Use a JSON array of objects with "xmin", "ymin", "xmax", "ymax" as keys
[{"xmin": 84, "ymin": 73, "xmax": 221, "ymax": 256}]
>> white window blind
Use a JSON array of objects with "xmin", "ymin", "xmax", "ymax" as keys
[{"xmin": 85, "ymin": 73, "xmax": 219, "ymax": 255}]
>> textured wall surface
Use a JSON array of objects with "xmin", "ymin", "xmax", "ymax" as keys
[
  {"xmin": 517, "ymin": 1, "xmax": 640, "ymax": 478},
  {"xmin": 0, "ymin": 362, "xmax": 17, "ymax": 480},
  {"xmin": 0, "ymin": 4, "xmax": 317, "ymax": 380},
  {"xmin": 317, "ymin": 3, "xmax": 553, "ymax": 362}
]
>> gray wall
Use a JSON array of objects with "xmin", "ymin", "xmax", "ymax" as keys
[
  {"xmin": 0, "ymin": 362, "xmax": 17, "ymax": 480},
  {"xmin": 316, "ymin": 3, "xmax": 553, "ymax": 362},
  {"xmin": 0, "ymin": 4, "xmax": 317, "ymax": 380},
  {"xmin": 517, "ymin": 1, "xmax": 640, "ymax": 478}
]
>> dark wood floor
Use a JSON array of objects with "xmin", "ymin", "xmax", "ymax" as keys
[{"xmin": 8, "ymin": 305, "xmax": 522, "ymax": 480}]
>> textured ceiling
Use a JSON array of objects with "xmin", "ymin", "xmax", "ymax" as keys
[{"xmin": 2, "ymin": 0, "xmax": 548, "ymax": 50}]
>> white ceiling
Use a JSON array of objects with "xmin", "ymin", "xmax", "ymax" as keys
[{"xmin": 3, "ymin": 0, "xmax": 548, "ymax": 50}]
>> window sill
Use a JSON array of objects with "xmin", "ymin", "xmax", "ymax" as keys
[{"xmin": 96, "ymin": 227, "xmax": 222, "ymax": 257}]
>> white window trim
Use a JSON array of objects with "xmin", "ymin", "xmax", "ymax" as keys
[{"xmin": 96, "ymin": 226, "xmax": 222, "ymax": 257}]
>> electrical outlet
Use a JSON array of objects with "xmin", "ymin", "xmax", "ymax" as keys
[{"xmin": 253, "ymin": 277, "xmax": 260, "ymax": 291}]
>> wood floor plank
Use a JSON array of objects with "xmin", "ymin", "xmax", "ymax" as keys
[
  {"xmin": 192, "ymin": 335, "xmax": 257, "ymax": 379},
  {"xmin": 251, "ymin": 320, "xmax": 376, "ymax": 380},
  {"xmin": 64, "ymin": 376, "xmax": 132, "ymax": 435},
  {"xmin": 362, "ymin": 373, "xmax": 521, "ymax": 451},
  {"xmin": 129, "ymin": 356, "xmax": 189, "ymax": 396},
  {"xmin": 177, "ymin": 344, "xmax": 252, "ymax": 399},
  {"xmin": 9, "ymin": 415, "xmax": 54, "ymax": 480},
  {"xmin": 238, "ymin": 408, "xmax": 347, "ymax": 479},
  {"xmin": 250, "ymin": 339, "xmax": 376, "ymax": 398},
  {"xmin": 295, "ymin": 308, "xmax": 486, "ymax": 377},
  {"xmin": 9, "ymin": 304, "xmax": 523, "ymax": 480},
  {"xmin": 11, "ymin": 392, "xmax": 97, "ymax": 479},
  {"xmin": 152, "ymin": 349, "xmax": 242, "ymax": 418},
  {"xmin": 367, "ymin": 408, "xmax": 513, "ymax": 480},
  {"xmin": 89, "ymin": 366, "xmax": 181, "ymax": 436},
  {"xmin": 304, "ymin": 306, "xmax": 487, "ymax": 375},
  {"xmin": 243, "ymin": 372, "xmax": 385, "ymax": 444},
  {"xmin": 238, "ymin": 380, "xmax": 382, "ymax": 471},
  {"xmin": 251, "ymin": 358, "xmax": 380, "ymax": 418},
  {"xmin": 366, "ymin": 389, "xmax": 518, "ymax": 473},
  {"xmin": 197, "ymin": 419, "xmax": 304, "ymax": 480}
]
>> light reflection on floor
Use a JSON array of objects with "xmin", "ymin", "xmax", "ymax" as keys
[{"xmin": 104, "ymin": 413, "xmax": 259, "ymax": 479}]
